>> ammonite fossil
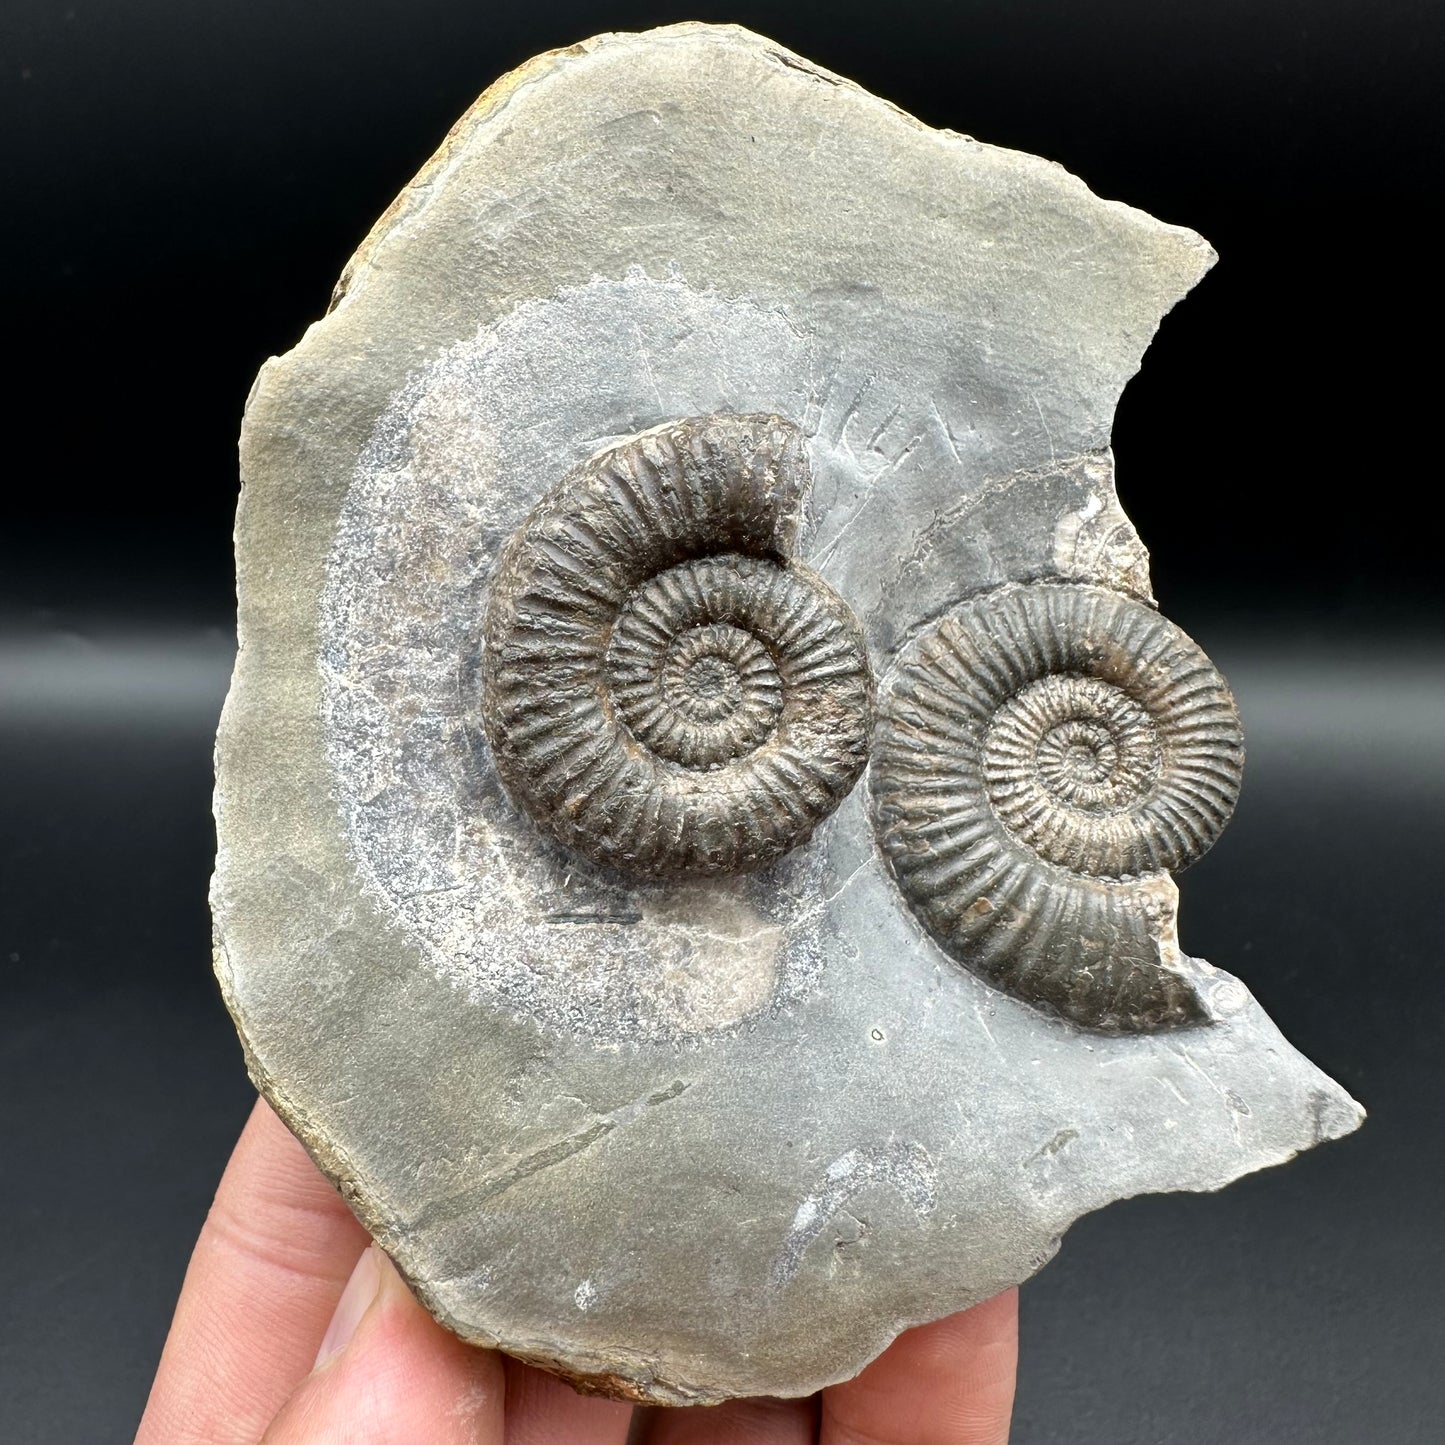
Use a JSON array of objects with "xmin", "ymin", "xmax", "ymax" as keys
[
  {"xmin": 481, "ymin": 413, "xmax": 875, "ymax": 879},
  {"xmin": 869, "ymin": 582, "xmax": 1245, "ymax": 1032}
]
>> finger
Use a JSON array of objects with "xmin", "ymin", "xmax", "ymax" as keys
[
  {"xmin": 261, "ymin": 1243, "xmax": 506, "ymax": 1444},
  {"xmin": 631, "ymin": 1395, "xmax": 818, "ymax": 1445},
  {"xmin": 136, "ymin": 1096, "xmax": 371, "ymax": 1445},
  {"xmin": 819, "ymin": 1289, "xmax": 1018, "ymax": 1445},
  {"xmin": 501, "ymin": 1356, "xmax": 634, "ymax": 1445}
]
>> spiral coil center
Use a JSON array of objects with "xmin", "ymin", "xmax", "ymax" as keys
[
  {"xmin": 669, "ymin": 640, "xmax": 747, "ymax": 722},
  {"xmin": 983, "ymin": 673, "xmax": 1163, "ymax": 875},
  {"xmin": 612, "ymin": 593, "xmax": 786, "ymax": 770},
  {"xmin": 1040, "ymin": 720, "xmax": 1118, "ymax": 792}
]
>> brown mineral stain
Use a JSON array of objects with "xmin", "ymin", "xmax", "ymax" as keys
[{"xmin": 547, "ymin": 1365, "xmax": 661, "ymax": 1402}]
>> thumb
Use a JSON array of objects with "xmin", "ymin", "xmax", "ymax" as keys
[{"xmin": 261, "ymin": 1244, "xmax": 506, "ymax": 1445}]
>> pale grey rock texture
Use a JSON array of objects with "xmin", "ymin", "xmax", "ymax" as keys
[{"xmin": 214, "ymin": 22, "xmax": 1364, "ymax": 1404}]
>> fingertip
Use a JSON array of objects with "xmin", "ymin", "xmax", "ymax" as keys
[
  {"xmin": 821, "ymin": 1289, "xmax": 1019, "ymax": 1445},
  {"xmin": 312, "ymin": 1244, "xmax": 383, "ymax": 1369},
  {"xmin": 136, "ymin": 1098, "xmax": 372, "ymax": 1445},
  {"xmin": 503, "ymin": 1356, "xmax": 637, "ymax": 1445},
  {"xmin": 263, "ymin": 1246, "xmax": 506, "ymax": 1444}
]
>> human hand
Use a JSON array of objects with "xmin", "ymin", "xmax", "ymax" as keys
[{"xmin": 137, "ymin": 1098, "xmax": 1017, "ymax": 1443}]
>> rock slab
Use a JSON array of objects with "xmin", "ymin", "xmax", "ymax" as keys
[{"xmin": 214, "ymin": 23, "xmax": 1363, "ymax": 1404}]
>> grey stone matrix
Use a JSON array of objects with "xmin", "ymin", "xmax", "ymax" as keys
[{"xmin": 214, "ymin": 23, "xmax": 1363, "ymax": 1406}]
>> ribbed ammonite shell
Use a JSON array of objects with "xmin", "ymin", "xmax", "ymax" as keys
[
  {"xmin": 869, "ymin": 582, "xmax": 1244, "ymax": 1032},
  {"xmin": 481, "ymin": 414, "xmax": 875, "ymax": 879}
]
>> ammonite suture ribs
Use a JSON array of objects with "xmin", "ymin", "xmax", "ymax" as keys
[
  {"xmin": 869, "ymin": 582, "xmax": 1245, "ymax": 1032},
  {"xmin": 481, "ymin": 414, "xmax": 875, "ymax": 879}
]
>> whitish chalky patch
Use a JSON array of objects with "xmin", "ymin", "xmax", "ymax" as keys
[
  {"xmin": 321, "ymin": 274, "xmax": 833, "ymax": 1042},
  {"xmin": 770, "ymin": 1144, "xmax": 938, "ymax": 1286}
]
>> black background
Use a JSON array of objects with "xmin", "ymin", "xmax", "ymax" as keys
[{"xmin": 2, "ymin": 2, "xmax": 1441, "ymax": 1441}]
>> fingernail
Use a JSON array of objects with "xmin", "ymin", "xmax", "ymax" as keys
[{"xmin": 314, "ymin": 1244, "xmax": 383, "ymax": 1369}]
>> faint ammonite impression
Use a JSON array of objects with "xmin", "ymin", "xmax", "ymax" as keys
[
  {"xmin": 869, "ymin": 582, "xmax": 1245, "ymax": 1032},
  {"xmin": 482, "ymin": 414, "xmax": 875, "ymax": 879}
]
